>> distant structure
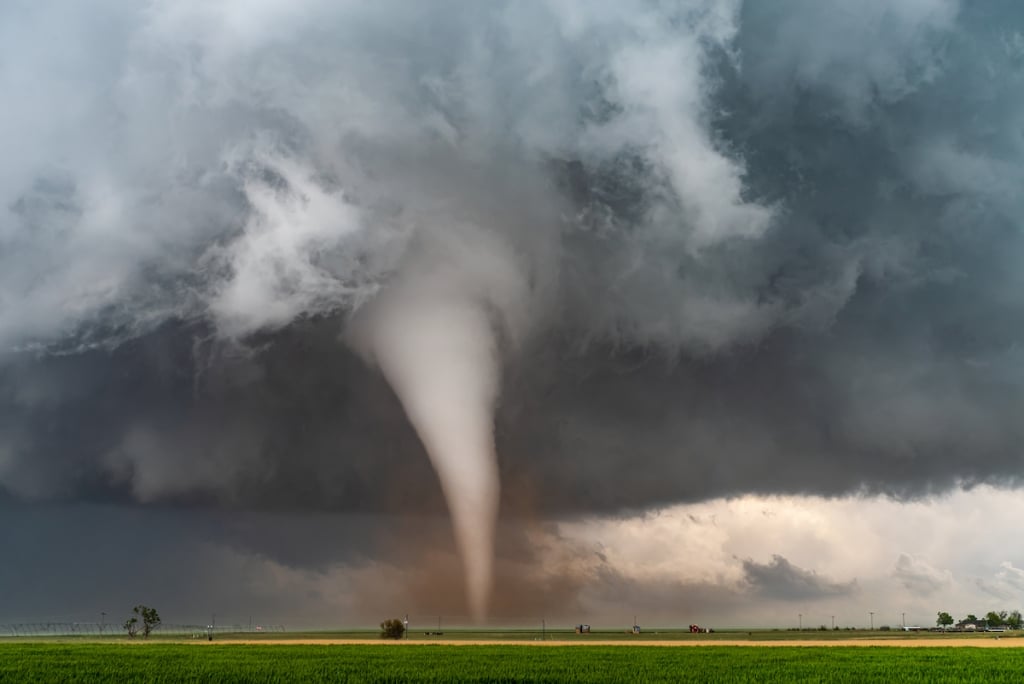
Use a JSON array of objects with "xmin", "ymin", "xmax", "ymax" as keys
[{"xmin": 575, "ymin": 624, "xmax": 591, "ymax": 634}]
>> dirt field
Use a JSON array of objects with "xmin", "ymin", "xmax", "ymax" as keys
[{"xmin": 212, "ymin": 637, "xmax": 1021, "ymax": 648}]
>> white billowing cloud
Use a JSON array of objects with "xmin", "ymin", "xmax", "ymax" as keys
[
  {"xmin": 559, "ymin": 507, "xmax": 738, "ymax": 585},
  {"xmin": 0, "ymin": 0, "xmax": 781, "ymax": 356},
  {"xmin": 545, "ymin": 487, "xmax": 1024, "ymax": 627},
  {"xmin": 204, "ymin": 144, "xmax": 371, "ymax": 338},
  {"xmin": 563, "ymin": 0, "xmax": 773, "ymax": 250}
]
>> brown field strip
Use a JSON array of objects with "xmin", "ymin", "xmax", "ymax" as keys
[{"xmin": 205, "ymin": 637, "xmax": 1022, "ymax": 648}]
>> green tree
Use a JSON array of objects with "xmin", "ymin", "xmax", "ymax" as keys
[
  {"xmin": 130, "ymin": 605, "xmax": 161, "ymax": 638},
  {"xmin": 966, "ymin": 614, "xmax": 978, "ymax": 623},
  {"xmin": 936, "ymin": 612, "xmax": 954, "ymax": 629},
  {"xmin": 1007, "ymin": 610, "xmax": 1022, "ymax": 629},
  {"xmin": 380, "ymin": 618, "xmax": 406, "ymax": 639},
  {"xmin": 986, "ymin": 611, "xmax": 1005, "ymax": 627}
]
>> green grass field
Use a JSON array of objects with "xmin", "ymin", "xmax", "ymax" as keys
[{"xmin": 2, "ymin": 643, "xmax": 1024, "ymax": 683}]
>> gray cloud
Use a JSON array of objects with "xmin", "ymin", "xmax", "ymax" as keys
[
  {"xmin": 976, "ymin": 561, "xmax": 1024, "ymax": 601},
  {"xmin": 743, "ymin": 555, "xmax": 859, "ymax": 601},
  {"xmin": 891, "ymin": 553, "xmax": 952, "ymax": 595}
]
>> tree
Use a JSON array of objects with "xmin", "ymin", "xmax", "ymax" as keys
[
  {"xmin": 128, "ymin": 605, "xmax": 161, "ymax": 638},
  {"xmin": 986, "ymin": 611, "xmax": 1005, "ymax": 627},
  {"xmin": 966, "ymin": 614, "xmax": 978, "ymax": 623},
  {"xmin": 936, "ymin": 612, "xmax": 953, "ymax": 629},
  {"xmin": 1008, "ymin": 610, "xmax": 1022, "ymax": 630},
  {"xmin": 380, "ymin": 618, "xmax": 406, "ymax": 639}
]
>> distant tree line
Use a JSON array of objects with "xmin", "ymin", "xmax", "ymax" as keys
[{"xmin": 936, "ymin": 610, "xmax": 1022, "ymax": 629}]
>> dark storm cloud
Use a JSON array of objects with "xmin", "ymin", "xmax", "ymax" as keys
[
  {"xmin": 0, "ymin": 499, "xmax": 473, "ymax": 625},
  {"xmin": 1, "ymin": 0, "xmax": 1023, "ymax": 519},
  {"xmin": 0, "ymin": 501, "xmax": 305, "ymax": 625},
  {"xmin": 742, "ymin": 555, "xmax": 858, "ymax": 601}
]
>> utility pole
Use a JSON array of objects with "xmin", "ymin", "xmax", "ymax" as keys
[
  {"xmin": 869, "ymin": 612, "xmax": 874, "ymax": 630},
  {"xmin": 798, "ymin": 613, "xmax": 802, "ymax": 630},
  {"xmin": 902, "ymin": 612, "xmax": 906, "ymax": 629},
  {"xmin": 100, "ymin": 612, "xmax": 106, "ymax": 634},
  {"xmin": 831, "ymin": 615, "xmax": 835, "ymax": 630},
  {"xmin": 542, "ymin": 618, "xmax": 546, "ymax": 641}
]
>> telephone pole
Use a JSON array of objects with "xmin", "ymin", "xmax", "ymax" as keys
[{"xmin": 869, "ymin": 612, "xmax": 874, "ymax": 630}]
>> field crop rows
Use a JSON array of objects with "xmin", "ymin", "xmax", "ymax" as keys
[{"xmin": 3, "ymin": 644, "xmax": 1024, "ymax": 683}]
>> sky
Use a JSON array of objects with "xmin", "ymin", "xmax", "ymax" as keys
[{"xmin": 1, "ymin": 0, "xmax": 1023, "ymax": 629}]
